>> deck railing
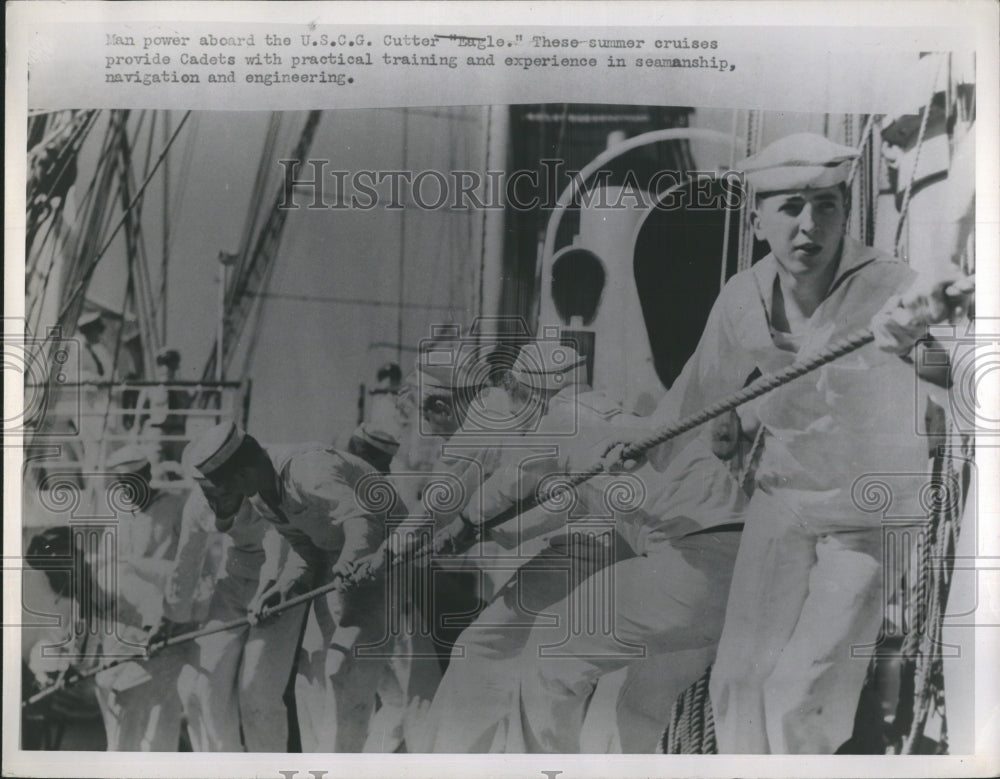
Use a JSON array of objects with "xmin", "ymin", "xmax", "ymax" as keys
[{"xmin": 23, "ymin": 379, "xmax": 251, "ymax": 492}]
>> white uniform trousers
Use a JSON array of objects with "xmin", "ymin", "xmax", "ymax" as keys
[
  {"xmin": 420, "ymin": 531, "xmax": 633, "ymax": 753},
  {"xmin": 295, "ymin": 576, "xmax": 440, "ymax": 752},
  {"xmin": 178, "ymin": 573, "xmax": 307, "ymax": 752},
  {"xmin": 709, "ymin": 488, "xmax": 886, "ymax": 753},
  {"xmin": 94, "ymin": 642, "xmax": 187, "ymax": 751},
  {"xmin": 511, "ymin": 529, "xmax": 741, "ymax": 752}
]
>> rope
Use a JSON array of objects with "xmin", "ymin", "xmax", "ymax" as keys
[
  {"xmin": 898, "ymin": 428, "xmax": 970, "ymax": 753},
  {"xmin": 659, "ymin": 666, "xmax": 716, "ymax": 754},
  {"xmin": 56, "ymin": 111, "xmax": 193, "ymax": 332},
  {"xmin": 22, "ymin": 572, "xmax": 343, "ymax": 710},
  {"xmin": 894, "ymin": 56, "xmax": 946, "ymax": 257},
  {"xmin": 379, "ymin": 326, "xmax": 877, "ymax": 572}
]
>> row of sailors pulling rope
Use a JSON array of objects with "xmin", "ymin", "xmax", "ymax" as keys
[{"xmin": 25, "ymin": 136, "xmax": 972, "ymax": 752}]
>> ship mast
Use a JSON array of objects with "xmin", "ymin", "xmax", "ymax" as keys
[{"xmin": 200, "ymin": 110, "xmax": 324, "ymax": 383}]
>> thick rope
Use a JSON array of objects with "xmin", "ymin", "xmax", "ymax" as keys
[
  {"xmin": 659, "ymin": 666, "xmax": 716, "ymax": 754},
  {"xmin": 898, "ymin": 429, "xmax": 970, "ymax": 753},
  {"xmin": 418, "ymin": 326, "xmax": 877, "ymax": 560},
  {"xmin": 22, "ymin": 572, "xmax": 344, "ymax": 709}
]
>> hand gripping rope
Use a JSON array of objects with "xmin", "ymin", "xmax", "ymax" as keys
[
  {"xmin": 22, "ymin": 326, "xmax": 875, "ymax": 709},
  {"xmin": 21, "ymin": 574, "xmax": 347, "ymax": 709}
]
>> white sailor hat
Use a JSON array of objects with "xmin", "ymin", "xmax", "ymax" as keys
[
  {"xmin": 738, "ymin": 133, "xmax": 859, "ymax": 194},
  {"xmin": 78, "ymin": 310, "xmax": 104, "ymax": 330},
  {"xmin": 351, "ymin": 423, "xmax": 400, "ymax": 457},
  {"xmin": 106, "ymin": 444, "xmax": 151, "ymax": 474},
  {"xmin": 512, "ymin": 342, "xmax": 587, "ymax": 392},
  {"xmin": 416, "ymin": 342, "xmax": 488, "ymax": 395},
  {"xmin": 187, "ymin": 420, "xmax": 246, "ymax": 477},
  {"xmin": 180, "ymin": 441, "xmax": 211, "ymax": 483}
]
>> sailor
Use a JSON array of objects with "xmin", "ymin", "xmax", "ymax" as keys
[
  {"xmin": 346, "ymin": 423, "xmax": 445, "ymax": 753},
  {"xmin": 71, "ymin": 311, "xmax": 117, "ymax": 471},
  {"xmin": 392, "ymin": 345, "xmax": 509, "ymax": 642},
  {"xmin": 22, "ymin": 526, "xmax": 105, "ymax": 747},
  {"xmin": 167, "ymin": 445, "xmax": 306, "ymax": 752},
  {"xmin": 420, "ymin": 341, "xmax": 641, "ymax": 752},
  {"xmin": 509, "ymin": 406, "xmax": 754, "ymax": 752},
  {"xmin": 608, "ymin": 132, "xmax": 969, "ymax": 754},
  {"xmin": 89, "ymin": 445, "xmax": 188, "ymax": 751},
  {"xmin": 353, "ymin": 341, "xmax": 529, "ymax": 751},
  {"xmin": 136, "ymin": 346, "xmax": 192, "ymax": 469},
  {"xmin": 186, "ymin": 421, "xmax": 402, "ymax": 752},
  {"xmin": 76, "ymin": 310, "xmax": 115, "ymax": 383},
  {"xmin": 367, "ymin": 362, "xmax": 404, "ymax": 438},
  {"xmin": 101, "ymin": 445, "xmax": 186, "ymax": 583}
]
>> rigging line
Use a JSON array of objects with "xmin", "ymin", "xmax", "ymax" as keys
[
  {"xmin": 719, "ymin": 108, "xmax": 740, "ymax": 294},
  {"xmin": 96, "ymin": 259, "xmax": 138, "ymax": 452},
  {"xmin": 476, "ymin": 105, "xmax": 493, "ymax": 318},
  {"xmin": 56, "ymin": 111, "xmax": 192, "ymax": 330},
  {"xmin": 26, "ymin": 114, "xmax": 96, "ymax": 298},
  {"xmin": 844, "ymin": 114, "xmax": 879, "ymax": 241},
  {"xmin": 846, "ymin": 114, "xmax": 879, "ymax": 188},
  {"xmin": 113, "ymin": 111, "xmax": 159, "ymax": 366},
  {"xmin": 59, "ymin": 111, "xmax": 157, "ymax": 332},
  {"xmin": 27, "ymin": 110, "xmax": 76, "ymax": 159},
  {"xmin": 26, "ymin": 110, "xmax": 98, "ymax": 194},
  {"xmin": 216, "ymin": 110, "xmax": 323, "ymax": 381},
  {"xmin": 233, "ymin": 113, "xmax": 282, "ymax": 296},
  {"xmin": 27, "ymin": 170, "xmax": 76, "ymax": 317},
  {"xmin": 132, "ymin": 110, "xmax": 162, "ymax": 353},
  {"xmin": 233, "ymin": 119, "xmax": 277, "ymax": 290},
  {"xmin": 895, "ymin": 56, "xmax": 946, "ymax": 257},
  {"xmin": 235, "ymin": 118, "xmax": 304, "ymax": 378},
  {"xmin": 116, "ymin": 130, "xmax": 159, "ymax": 378},
  {"xmin": 167, "ymin": 113, "xmax": 199, "ymax": 237},
  {"xmin": 62, "ymin": 112, "xmax": 129, "ymax": 299},
  {"xmin": 26, "ymin": 199, "xmax": 74, "ymax": 335},
  {"xmin": 26, "ymin": 110, "xmax": 102, "ymax": 270},
  {"xmin": 161, "ymin": 112, "xmax": 170, "ymax": 343},
  {"xmin": 395, "ymin": 109, "xmax": 409, "ymax": 365},
  {"xmin": 61, "ymin": 113, "xmax": 125, "ymax": 320}
]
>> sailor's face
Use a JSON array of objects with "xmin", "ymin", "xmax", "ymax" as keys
[
  {"xmin": 752, "ymin": 186, "xmax": 847, "ymax": 276},
  {"xmin": 154, "ymin": 363, "xmax": 175, "ymax": 382},
  {"xmin": 421, "ymin": 393, "xmax": 459, "ymax": 436},
  {"xmin": 199, "ymin": 480, "xmax": 244, "ymax": 518},
  {"xmin": 208, "ymin": 466, "xmax": 258, "ymax": 499}
]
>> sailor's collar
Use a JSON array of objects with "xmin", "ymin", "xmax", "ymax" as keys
[{"xmin": 750, "ymin": 235, "xmax": 886, "ymax": 316}]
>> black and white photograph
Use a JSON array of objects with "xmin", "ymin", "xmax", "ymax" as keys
[{"xmin": 5, "ymin": 3, "xmax": 999, "ymax": 777}]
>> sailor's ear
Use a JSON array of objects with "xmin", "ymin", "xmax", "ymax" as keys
[{"xmin": 749, "ymin": 206, "xmax": 765, "ymax": 241}]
